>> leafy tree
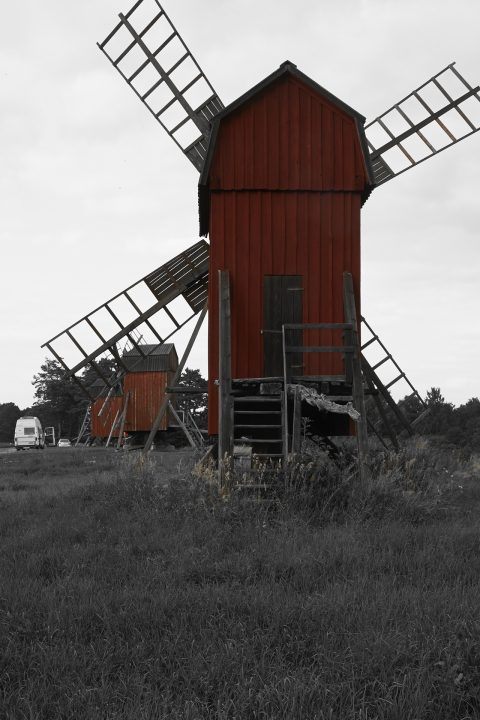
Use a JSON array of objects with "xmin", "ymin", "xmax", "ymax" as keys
[
  {"xmin": 31, "ymin": 357, "xmax": 118, "ymax": 439},
  {"xmin": 397, "ymin": 393, "xmax": 425, "ymax": 425},
  {"xmin": 176, "ymin": 368, "xmax": 208, "ymax": 428},
  {"xmin": 426, "ymin": 387, "xmax": 446, "ymax": 407},
  {"xmin": 0, "ymin": 402, "xmax": 21, "ymax": 443},
  {"xmin": 31, "ymin": 358, "xmax": 84, "ymax": 437},
  {"xmin": 406, "ymin": 390, "xmax": 480, "ymax": 453},
  {"xmin": 445, "ymin": 397, "xmax": 480, "ymax": 452},
  {"xmin": 33, "ymin": 358, "xmax": 80, "ymax": 409},
  {"xmin": 422, "ymin": 386, "xmax": 454, "ymax": 434}
]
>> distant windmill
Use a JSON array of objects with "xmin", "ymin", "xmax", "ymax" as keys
[{"xmin": 43, "ymin": 0, "xmax": 480, "ymax": 466}]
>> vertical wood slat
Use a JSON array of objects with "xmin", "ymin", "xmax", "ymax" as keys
[{"xmin": 218, "ymin": 271, "xmax": 233, "ymax": 483}]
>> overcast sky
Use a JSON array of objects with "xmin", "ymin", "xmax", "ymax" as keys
[{"xmin": 1, "ymin": 0, "xmax": 479, "ymax": 409}]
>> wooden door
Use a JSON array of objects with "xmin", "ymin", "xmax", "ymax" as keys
[{"xmin": 263, "ymin": 275, "xmax": 303, "ymax": 377}]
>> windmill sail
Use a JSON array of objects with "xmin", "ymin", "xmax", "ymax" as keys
[
  {"xmin": 98, "ymin": 0, "xmax": 224, "ymax": 172},
  {"xmin": 366, "ymin": 63, "xmax": 480, "ymax": 185},
  {"xmin": 42, "ymin": 240, "xmax": 209, "ymax": 398}
]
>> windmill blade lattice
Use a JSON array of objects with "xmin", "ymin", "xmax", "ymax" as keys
[
  {"xmin": 42, "ymin": 240, "xmax": 209, "ymax": 399},
  {"xmin": 98, "ymin": 0, "xmax": 224, "ymax": 171},
  {"xmin": 366, "ymin": 62, "xmax": 480, "ymax": 185}
]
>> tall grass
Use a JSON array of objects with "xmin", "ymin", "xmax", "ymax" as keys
[{"xmin": 0, "ymin": 443, "xmax": 479, "ymax": 718}]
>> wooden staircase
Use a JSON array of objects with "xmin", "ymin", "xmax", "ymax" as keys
[
  {"xmin": 233, "ymin": 394, "xmax": 284, "ymax": 462},
  {"xmin": 217, "ymin": 271, "xmax": 369, "ymax": 483}
]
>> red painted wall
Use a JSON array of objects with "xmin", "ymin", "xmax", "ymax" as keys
[
  {"xmin": 91, "ymin": 397, "xmax": 123, "ymax": 438},
  {"xmin": 208, "ymin": 75, "xmax": 368, "ymax": 192},
  {"xmin": 123, "ymin": 372, "xmax": 172, "ymax": 432},
  {"xmin": 206, "ymin": 73, "xmax": 369, "ymax": 434},
  {"xmin": 91, "ymin": 371, "xmax": 174, "ymax": 437}
]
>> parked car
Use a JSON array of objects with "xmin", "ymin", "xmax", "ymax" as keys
[{"xmin": 57, "ymin": 438, "xmax": 72, "ymax": 448}]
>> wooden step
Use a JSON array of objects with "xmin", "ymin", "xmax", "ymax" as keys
[
  {"xmin": 254, "ymin": 453, "xmax": 284, "ymax": 458},
  {"xmin": 236, "ymin": 438, "xmax": 283, "ymax": 444},
  {"xmin": 234, "ymin": 396, "xmax": 280, "ymax": 403},
  {"xmin": 235, "ymin": 423, "xmax": 282, "ymax": 430},
  {"xmin": 234, "ymin": 410, "xmax": 282, "ymax": 415}
]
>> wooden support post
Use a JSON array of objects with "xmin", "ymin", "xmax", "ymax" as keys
[
  {"xmin": 143, "ymin": 303, "xmax": 208, "ymax": 453},
  {"xmin": 291, "ymin": 385, "xmax": 302, "ymax": 455},
  {"xmin": 75, "ymin": 407, "xmax": 90, "ymax": 447},
  {"xmin": 218, "ymin": 270, "xmax": 233, "ymax": 485},
  {"xmin": 106, "ymin": 407, "xmax": 121, "ymax": 448},
  {"xmin": 280, "ymin": 389, "xmax": 289, "ymax": 468},
  {"xmin": 343, "ymin": 272, "xmax": 368, "ymax": 480},
  {"xmin": 168, "ymin": 402, "xmax": 197, "ymax": 449},
  {"xmin": 282, "ymin": 327, "xmax": 290, "ymax": 463},
  {"xmin": 116, "ymin": 392, "xmax": 130, "ymax": 449}
]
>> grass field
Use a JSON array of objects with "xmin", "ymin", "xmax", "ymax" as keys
[{"xmin": 1, "ymin": 444, "xmax": 480, "ymax": 719}]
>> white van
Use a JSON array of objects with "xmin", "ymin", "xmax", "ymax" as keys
[{"xmin": 14, "ymin": 417, "xmax": 45, "ymax": 450}]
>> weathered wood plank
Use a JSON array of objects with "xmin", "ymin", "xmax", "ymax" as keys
[{"xmin": 218, "ymin": 271, "xmax": 233, "ymax": 483}]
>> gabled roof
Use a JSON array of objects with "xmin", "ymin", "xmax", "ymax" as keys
[
  {"xmin": 123, "ymin": 343, "xmax": 176, "ymax": 357},
  {"xmin": 122, "ymin": 343, "xmax": 178, "ymax": 373},
  {"xmin": 199, "ymin": 61, "xmax": 374, "ymax": 235},
  {"xmin": 211, "ymin": 59, "xmax": 366, "ymax": 141}
]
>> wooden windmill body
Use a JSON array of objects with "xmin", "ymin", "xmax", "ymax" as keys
[
  {"xmin": 43, "ymin": 0, "xmax": 480, "ymax": 459},
  {"xmin": 199, "ymin": 62, "xmax": 372, "ymax": 436}
]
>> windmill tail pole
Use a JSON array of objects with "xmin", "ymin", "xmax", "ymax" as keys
[{"xmin": 143, "ymin": 303, "xmax": 208, "ymax": 453}]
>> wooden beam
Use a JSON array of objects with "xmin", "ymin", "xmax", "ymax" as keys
[
  {"xmin": 168, "ymin": 402, "xmax": 198, "ymax": 449},
  {"xmin": 285, "ymin": 345, "xmax": 355, "ymax": 354},
  {"xmin": 218, "ymin": 270, "xmax": 233, "ymax": 484},
  {"xmin": 361, "ymin": 357, "xmax": 414, "ymax": 436},
  {"xmin": 343, "ymin": 272, "xmax": 368, "ymax": 480},
  {"xmin": 291, "ymin": 386, "xmax": 302, "ymax": 455},
  {"xmin": 166, "ymin": 386, "xmax": 208, "ymax": 394},
  {"xmin": 106, "ymin": 407, "xmax": 121, "ymax": 448}
]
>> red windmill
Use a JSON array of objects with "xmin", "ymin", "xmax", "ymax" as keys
[{"xmin": 43, "ymin": 0, "xmax": 480, "ymax": 468}]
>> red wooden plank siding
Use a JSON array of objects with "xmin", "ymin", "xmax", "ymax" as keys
[
  {"xmin": 91, "ymin": 397, "xmax": 123, "ymax": 438},
  {"xmin": 206, "ymin": 71, "xmax": 368, "ymax": 434},
  {"xmin": 208, "ymin": 192, "xmax": 362, "ymax": 432},
  {"xmin": 209, "ymin": 76, "xmax": 367, "ymax": 192},
  {"xmin": 124, "ymin": 372, "xmax": 170, "ymax": 431},
  {"xmin": 91, "ymin": 371, "xmax": 173, "ymax": 437}
]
